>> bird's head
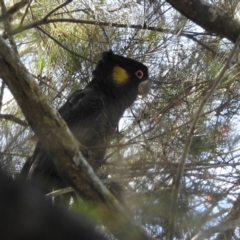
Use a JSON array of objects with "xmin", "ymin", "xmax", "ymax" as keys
[{"xmin": 91, "ymin": 50, "xmax": 149, "ymax": 96}]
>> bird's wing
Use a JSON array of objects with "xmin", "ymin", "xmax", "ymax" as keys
[
  {"xmin": 21, "ymin": 88, "xmax": 106, "ymax": 192},
  {"xmin": 59, "ymin": 88, "xmax": 104, "ymax": 126}
]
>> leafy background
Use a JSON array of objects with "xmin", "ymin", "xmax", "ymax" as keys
[{"xmin": 1, "ymin": 0, "xmax": 240, "ymax": 239}]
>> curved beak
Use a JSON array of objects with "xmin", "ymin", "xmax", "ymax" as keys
[{"xmin": 138, "ymin": 80, "xmax": 150, "ymax": 96}]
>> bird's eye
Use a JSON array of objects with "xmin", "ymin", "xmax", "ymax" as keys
[{"xmin": 135, "ymin": 70, "xmax": 144, "ymax": 79}]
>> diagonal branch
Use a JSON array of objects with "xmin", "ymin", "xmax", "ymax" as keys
[
  {"xmin": 37, "ymin": 27, "xmax": 94, "ymax": 63},
  {"xmin": 167, "ymin": 35, "xmax": 240, "ymax": 240},
  {"xmin": 0, "ymin": 35, "xmax": 153, "ymax": 240},
  {"xmin": 166, "ymin": 0, "xmax": 240, "ymax": 43},
  {"xmin": 0, "ymin": 114, "xmax": 28, "ymax": 127},
  {"xmin": 42, "ymin": 0, "xmax": 73, "ymax": 21}
]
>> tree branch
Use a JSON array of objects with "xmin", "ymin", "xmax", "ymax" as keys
[
  {"xmin": 166, "ymin": 0, "xmax": 240, "ymax": 43},
  {"xmin": 0, "ymin": 114, "xmax": 28, "ymax": 127},
  {"xmin": 42, "ymin": 0, "xmax": 72, "ymax": 21},
  {"xmin": 3, "ymin": 17, "xmax": 216, "ymax": 51},
  {"xmin": 0, "ymin": 80, "xmax": 5, "ymax": 113}
]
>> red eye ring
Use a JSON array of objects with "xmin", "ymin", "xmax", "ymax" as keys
[{"xmin": 135, "ymin": 70, "xmax": 144, "ymax": 79}]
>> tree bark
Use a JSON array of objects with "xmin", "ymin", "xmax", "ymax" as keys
[{"xmin": 166, "ymin": 0, "xmax": 240, "ymax": 43}]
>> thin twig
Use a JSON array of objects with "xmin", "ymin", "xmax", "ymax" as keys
[
  {"xmin": 36, "ymin": 26, "xmax": 94, "ymax": 63},
  {"xmin": 45, "ymin": 178, "xmax": 122, "ymax": 198},
  {"xmin": 3, "ymin": 17, "xmax": 215, "ymax": 53},
  {"xmin": 42, "ymin": 0, "xmax": 73, "ymax": 21},
  {"xmin": 0, "ymin": 81, "xmax": 5, "ymax": 113},
  {"xmin": 185, "ymin": 34, "xmax": 216, "ymax": 55},
  {"xmin": 0, "ymin": 114, "xmax": 28, "ymax": 127},
  {"xmin": 167, "ymin": 35, "xmax": 240, "ymax": 240},
  {"xmin": 20, "ymin": 0, "xmax": 33, "ymax": 26},
  {"xmin": 46, "ymin": 187, "xmax": 73, "ymax": 197}
]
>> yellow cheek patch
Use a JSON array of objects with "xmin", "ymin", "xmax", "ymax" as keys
[{"xmin": 112, "ymin": 66, "xmax": 129, "ymax": 85}]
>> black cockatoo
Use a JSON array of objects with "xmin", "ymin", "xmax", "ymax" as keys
[{"xmin": 20, "ymin": 50, "xmax": 149, "ymax": 198}]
